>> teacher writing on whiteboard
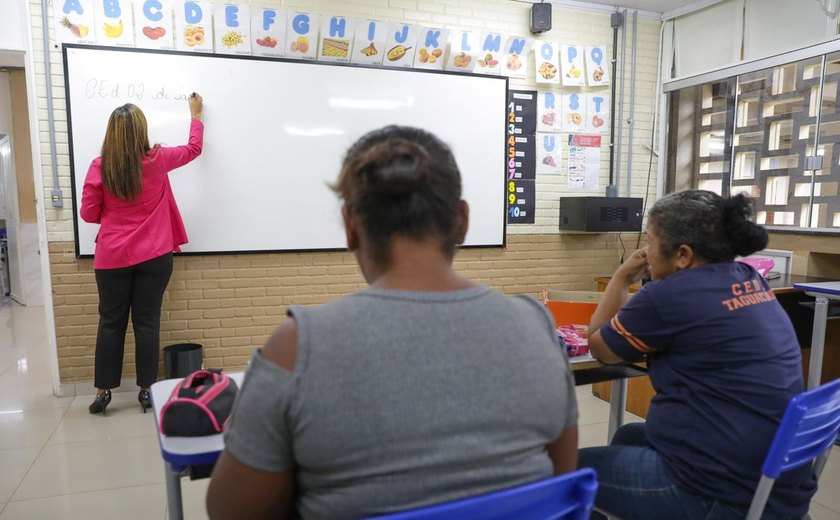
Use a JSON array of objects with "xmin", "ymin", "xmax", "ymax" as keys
[{"xmin": 81, "ymin": 93, "xmax": 204, "ymax": 415}]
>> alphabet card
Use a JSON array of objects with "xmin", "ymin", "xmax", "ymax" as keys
[
  {"xmin": 560, "ymin": 45, "xmax": 585, "ymax": 86},
  {"xmin": 501, "ymin": 36, "xmax": 533, "ymax": 78},
  {"xmin": 536, "ymin": 132, "xmax": 562, "ymax": 174},
  {"xmin": 446, "ymin": 30, "xmax": 478, "ymax": 71},
  {"xmin": 587, "ymin": 94, "xmax": 609, "ymax": 134},
  {"xmin": 175, "ymin": 0, "xmax": 212, "ymax": 52},
  {"xmin": 534, "ymin": 41, "xmax": 560, "ymax": 84},
  {"xmin": 285, "ymin": 12, "xmax": 318, "ymax": 60},
  {"xmin": 383, "ymin": 24, "xmax": 418, "ymax": 68},
  {"xmin": 95, "ymin": 0, "xmax": 134, "ymax": 47},
  {"xmin": 319, "ymin": 15, "xmax": 354, "ymax": 63},
  {"xmin": 413, "ymin": 27, "xmax": 449, "ymax": 70},
  {"xmin": 351, "ymin": 19, "xmax": 387, "ymax": 65},
  {"xmin": 473, "ymin": 32, "xmax": 503, "ymax": 75},
  {"xmin": 561, "ymin": 93, "xmax": 586, "ymax": 133},
  {"xmin": 251, "ymin": 7, "xmax": 286, "ymax": 58},
  {"xmin": 215, "ymin": 4, "xmax": 251, "ymax": 55},
  {"xmin": 537, "ymin": 91, "xmax": 562, "ymax": 133},
  {"xmin": 586, "ymin": 46, "xmax": 610, "ymax": 86},
  {"xmin": 55, "ymin": 0, "xmax": 97, "ymax": 44},
  {"xmin": 135, "ymin": 0, "xmax": 174, "ymax": 50}
]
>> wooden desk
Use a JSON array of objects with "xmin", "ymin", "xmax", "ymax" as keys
[{"xmin": 590, "ymin": 274, "xmax": 840, "ymax": 419}]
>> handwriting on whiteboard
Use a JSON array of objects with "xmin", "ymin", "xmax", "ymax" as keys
[{"xmin": 84, "ymin": 78, "xmax": 191, "ymax": 102}]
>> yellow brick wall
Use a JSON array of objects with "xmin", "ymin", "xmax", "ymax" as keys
[{"xmin": 51, "ymin": 232, "xmax": 627, "ymax": 382}]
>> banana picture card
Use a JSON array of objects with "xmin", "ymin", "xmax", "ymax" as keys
[
  {"xmin": 560, "ymin": 45, "xmax": 585, "ymax": 87},
  {"xmin": 413, "ymin": 27, "xmax": 449, "ymax": 70},
  {"xmin": 96, "ymin": 0, "xmax": 133, "ymax": 47},
  {"xmin": 54, "ymin": 0, "xmax": 97, "ymax": 44},
  {"xmin": 350, "ymin": 19, "xmax": 387, "ymax": 66},
  {"xmin": 445, "ymin": 30, "xmax": 478, "ymax": 72},
  {"xmin": 134, "ymin": 0, "xmax": 174, "ymax": 50},
  {"xmin": 585, "ymin": 46, "xmax": 610, "ymax": 86},
  {"xmin": 214, "ymin": 4, "xmax": 251, "ymax": 56},
  {"xmin": 534, "ymin": 42, "xmax": 560, "ymax": 85},
  {"xmin": 318, "ymin": 16, "xmax": 354, "ymax": 63},
  {"xmin": 383, "ymin": 24, "xmax": 419, "ymax": 68},
  {"xmin": 174, "ymin": 0, "xmax": 212, "ymax": 52},
  {"xmin": 251, "ymin": 7, "xmax": 286, "ymax": 58},
  {"xmin": 285, "ymin": 12, "xmax": 318, "ymax": 60}
]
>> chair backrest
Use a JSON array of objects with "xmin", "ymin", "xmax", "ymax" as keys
[
  {"xmin": 746, "ymin": 378, "xmax": 840, "ymax": 520},
  {"xmin": 541, "ymin": 290, "xmax": 601, "ymax": 328},
  {"xmin": 368, "ymin": 468, "xmax": 598, "ymax": 520}
]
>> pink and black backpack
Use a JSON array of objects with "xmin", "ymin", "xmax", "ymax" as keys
[{"xmin": 160, "ymin": 370, "xmax": 239, "ymax": 437}]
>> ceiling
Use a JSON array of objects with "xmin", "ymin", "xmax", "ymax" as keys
[{"xmin": 543, "ymin": 0, "xmax": 724, "ymax": 18}]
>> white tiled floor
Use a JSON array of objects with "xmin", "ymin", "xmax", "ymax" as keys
[{"xmin": 0, "ymin": 302, "xmax": 837, "ymax": 519}]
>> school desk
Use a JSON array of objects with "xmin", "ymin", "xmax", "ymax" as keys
[{"xmin": 792, "ymin": 280, "xmax": 840, "ymax": 389}]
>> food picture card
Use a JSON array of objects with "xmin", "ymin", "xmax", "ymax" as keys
[
  {"xmin": 214, "ymin": 4, "xmax": 250, "ymax": 55},
  {"xmin": 446, "ymin": 30, "xmax": 478, "ymax": 71},
  {"xmin": 537, "ymin": 132, "xmax": 562, "ymax": 174},
  {"xmin": 54, "ymin": 0, "xmax": 97, "ymax": 44},
  {"xmin": 560, "ymin": 45, "xmax": 585, "ymax": 86},
  {"xmin": 350, "ymin": 19, "xmax": 387, "ymax": 65},
  {"xmin": 251, "ymin": 8, "xmax": 286, "ymax": 58},
  {"xmin": 318, "ymin": 15, "xmax": 354, "ymax": 63},
  {"xmin": 587, "ymin": 94, "xmax": 609, "ymax": 134},
  {"xmin": 383, "ymin": 24, "xmax": 418, "ymax": 67},
  {"xmin": 174, "ymin": 0, "xmax": 212, "ymax": 52},
  {"xmin": 561, "ymin": 93, "xmax": 586, "ymax": 133},
  {"xmin": 413, "ymin": 27, "xmax": 449, "ymax": 70},
  {"xmin": 472, "ymin": 33, "xmax": 503, "ymax": 75},
  {"xmin": 94, "ymin": 0, "xmax": 133, "ymax": 47},
  {"xmin": 501, "ymin": 36, "xmax": 533, "ymax": 78},
  {"xmin": 534, "ymin": 41, "xmax": 560, "ymax": 84},
  {"xmin": 134, "ymin": 0, "xmax": 174, "ymax": 50},
  {"xmin": 586, "ymin": 46, "xmax": 610, "ymax": 86},
  {"xmin": 537, "ymin": 91, "xmax": 562, "ymax": 133},
  {"xmin": 285, "ymin": 11, "xmax": 318, "ymax": 60}
]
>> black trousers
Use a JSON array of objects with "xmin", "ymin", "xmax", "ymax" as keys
[{"xmin": 94, "ymin": 253, "xmax": 173, "ymax": 389}]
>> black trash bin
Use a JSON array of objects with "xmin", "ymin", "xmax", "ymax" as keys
[{"xmin": 163, "ymin": 343, "xmax": 203, "ymax": 379}]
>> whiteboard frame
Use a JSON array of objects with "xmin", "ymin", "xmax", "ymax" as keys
[{"xmin": 63, "ymin": 44, "xmax": 508, "ymax": 258}]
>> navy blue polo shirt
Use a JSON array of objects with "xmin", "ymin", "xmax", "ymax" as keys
[{"xmin": 601, "ymin": 262, "xmax": 816, "ymax": 517}]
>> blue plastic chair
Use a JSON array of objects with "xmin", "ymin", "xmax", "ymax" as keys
[
  {"xmin": 368, "ymin": 468, "xmax": 597, "ymax": 520},
  {"xmin": 746, "ymin": 378, "xmax": 840, "ymax": 520}
]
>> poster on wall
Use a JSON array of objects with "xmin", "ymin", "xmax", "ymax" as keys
[
  {"xmin": 94, "ymin": 0, "xmax": 133, "ymax": 47},
  {"xmin": 174, "ymin": 0, "xmax": 213, "ymax": 52},
  {"xmin": 534, "ymin": 41, "xmax": 560, "ymax": 85},
  {"xmin": 318, "ymin": 15, "xmax": 354, "ymax": 63},
  {"xmin": 536, "ymin": 91, "xmax": 562, "ymax": 133},
  {"xmin": 135, "ymin": 0, "xmax": 174, "ymax": 50},
  {"xmin": 586, "ymin": 94, "xmax": 609, "ymax": 134},
  {"xmin": 54, "ymin": 0, "xmax": 97, "ymax": 44},
  {"xmin": 537, "ymin": 132, "xmax": 562, "ymax": 174},
  {"xmin": 507, "ymin": 180, "xmax": 535, "ymax": 224},
  {"xmin": 500, "ymin": 36, "xmax": 532, "ymax": 78},
  {"xmin": 561, "ymin": 93, "xmax": 586, "ymax": 133},
  {"xmin": 560, "ymin": 44, "xmax": 585, "ymax": 86},
  {"xmin": 251, "ymin": 7, "xmax": 286, "ymax": 58},
  {"xmin": 507, "ymin": 90, "xmax": 537, "ymax": 182},
  {"xmin": 585, "ymin": 46, "xmax": 610, "ymax": 86},
  {"xmin": 350, "ymin": 19, "xmax": 387, "ymax": 65},
  {"xmin": 568, "ymin": 134, "xmax": 602, "ymax": 190},
  {"xmin": 214, "ymin": 4, "xmax": 251, "ymax": 55},
  {"xmin": 413, "ymin": 27, "xmax": 449, "ymax": 70},
  {"xmin": 472, "ymin": 32, "xmax": 503, "ymax": 75},
  {"xmin": 446, "ymin": 30, "xmax": 478, "ymax": 71},
  {"xmin": 285, "ymin": 11, "xmax": 318, "ymax": 60},
  {"xmin": 383, "ymin": 24, "xmax": 418, "ymax": 67}
]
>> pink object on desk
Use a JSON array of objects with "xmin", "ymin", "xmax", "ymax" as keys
[
  {"xmin": 738, "ymin": 257, "xmax": 775, "ymax": 277},
  {"xmin": 557, "ymin": 325, "xmax": 590, "ymax": 357}
]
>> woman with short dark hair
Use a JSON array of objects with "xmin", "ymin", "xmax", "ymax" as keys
[{"xmin": 580, "ymin": 190, "xmax": 817, "ymax": 519}]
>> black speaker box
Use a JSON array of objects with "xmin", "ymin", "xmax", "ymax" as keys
[{"xmin": 530, "ymin": 3, "xmax": 552, "ymax": 34}]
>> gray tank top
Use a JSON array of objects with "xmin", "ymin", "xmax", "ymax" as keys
[{"xmin": 224, "ymin": 286, "xmax": 578, "ymax": 519}]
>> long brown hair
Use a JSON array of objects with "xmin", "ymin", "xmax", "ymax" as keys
[{"xmin": 100, "ymin": 103, "xmax": 150, "ymax": 200}]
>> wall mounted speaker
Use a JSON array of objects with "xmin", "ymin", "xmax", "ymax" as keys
[{"xmin": 531, "ymin": 3, "xmax": 552, "ymax": 34}]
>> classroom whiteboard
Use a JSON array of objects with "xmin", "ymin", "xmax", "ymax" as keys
[{"xmin": 63, "ymin": 45, "xmax": 507, "ymax": 256}]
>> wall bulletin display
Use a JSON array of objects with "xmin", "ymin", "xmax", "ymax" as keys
[
  {"xmin": 214, "ymin": 3, "xmax": 251, "ymax": 56},
  {"xmin": 413, "ymin": 27, "xmax": 449, "ymax": 70},
  {"xmin": 317, "ymin": 15, "xmax": 354, "ymax": 63},
  {"xmin": 507, "ymin": 90, "xmax": 538, "ymax": 224},
  {"xmin": 568, "ymin": 134, "xmax": 603, "ymax": 190},
  {"xmin": 586, "ymin": 94, "xmax": 609, "ymax": 134},
  {"xmin": 350, "ymin": 19, "xmax": 387, "ymax": 66},
  {"xmin": 250, "ymin": 7, "xmax": 285, "ymax": 58},
  {"xmin": 534, "ymin": 41, "xmax": 561, "ymax": 85},
  {"xmin": 537, "ymin": 132, "xmax": 562, "ymax": 174},
  {"xmin": 64, "ymin": 45, "xmax": 509, "ymax": 255},
  {"xmin": 560, "ymin": 44, "xmax": 585, "ymax": 87},
  {"xmin": 174, "ymin": 0, "xmax": 213, "ymax": 53},
  {"xmin": 585, "ymin": 46, "xmax": 610, "ymax": 86},
  {"xmin": 561, "ymin": 93, "xmax": 586, "ymax": 133},
  {"xmin": 383, "ymin": 23, "xmax": 418, "ymax": 67},
  {"xmin": 285, "ymin": 11, "xmax": 318, "ymax": 60},
  {"xmin": 537, "ymin": 91, "xmax": 562, "ymax": 133},
  {"xmin": 134, "ymin": 0, "xmax": 175, "ymax": 50}
]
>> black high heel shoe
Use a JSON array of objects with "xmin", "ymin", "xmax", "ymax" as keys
[
  {"xmin": 89, "ymin": 389, "xmax": 112, "ymax": 415},
  {"xmin": 138, "ymin": 389, "xmax": 152, "ymax": 413}
]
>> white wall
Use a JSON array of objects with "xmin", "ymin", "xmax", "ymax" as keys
[{"xmin": 0, "ymin": 0, "xmax": 26, "ymax": 51}]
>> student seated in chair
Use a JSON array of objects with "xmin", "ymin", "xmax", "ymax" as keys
[
  {"xmin": 206, "ymin": 126, "xmax": 579, "ymax": 519},
  {"xmin": 579, "ymin": 190, "xmax": 817, "ymax": 520}
]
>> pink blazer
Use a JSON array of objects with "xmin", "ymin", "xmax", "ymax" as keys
[{"xmin": 81, "ymin": 119, "xmax": 204, "ymax": 269}]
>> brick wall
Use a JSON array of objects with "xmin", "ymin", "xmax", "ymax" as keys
[{"xmin": 28, "ymin": 0, "xmax": 661, "ymax": 384}]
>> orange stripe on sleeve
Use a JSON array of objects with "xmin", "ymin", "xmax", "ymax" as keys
[{"xmin": 610, "ymin": 316, "xmax": 656, "ymax": 354}]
